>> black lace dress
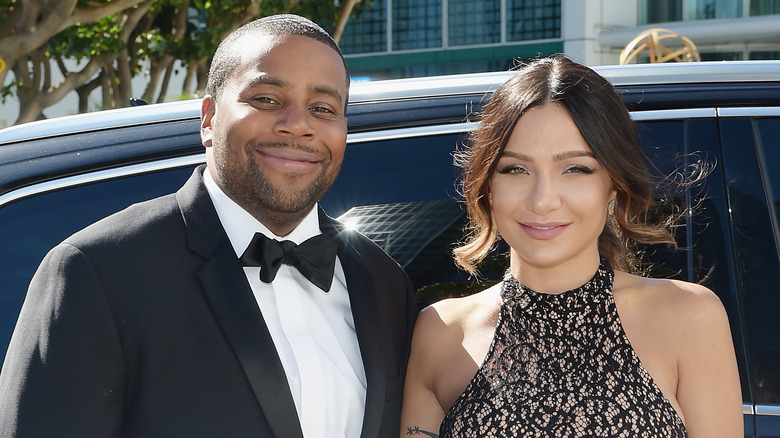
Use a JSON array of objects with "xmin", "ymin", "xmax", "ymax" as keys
[{"xmin": 439, "ymin": 260, "xmax": 686, "ymax": 437}]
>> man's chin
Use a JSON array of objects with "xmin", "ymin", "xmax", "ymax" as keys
[{"xmin": 257, "ymin": 188, "xmax": 324, "ymax": 214}]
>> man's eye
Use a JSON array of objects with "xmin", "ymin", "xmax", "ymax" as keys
[
  {"xmin": 310, "ymin": 106, "xmax": 341, "ymax": 119},
  {"xmin": 252, "ymin": 97, "xmax": 277, "ymax": 105},
  {"xmin": 311, "ymin": 106, "xmax": 335, "ymax": 114}
]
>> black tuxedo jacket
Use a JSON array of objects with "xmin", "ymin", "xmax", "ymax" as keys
[{"xmin": 0, "ymin": 166, "xmax": 417, "ymax": 437}]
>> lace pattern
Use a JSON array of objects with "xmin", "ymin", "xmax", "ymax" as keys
[{"xmin": 439, "ymin": 260, "xmax": 686, "ymax": 437}]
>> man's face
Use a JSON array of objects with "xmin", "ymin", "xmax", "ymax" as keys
[{"xmin": 201, "ymin": 34, "xmax": 348, "ymax": 232}]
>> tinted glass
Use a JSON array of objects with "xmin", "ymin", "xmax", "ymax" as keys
[
  {"xmin": 322, "ymin": 133, "xmax": 506, "ymax": 307},
  {"xmin": 392, "ymin": 0, "xmax": 442, "ymax": 50},
  {"xmin": 0, "ymin": 167, "xmax": 196, "ymax": 365},
  {"xmin": 688, "ymin": 0, "xmax": 743, "ymax": 19},
  {"xmin": 506, "ymin": 0, "xmax": 561, "ymax": 41},
  {"xmin": 751, "ymin": 0, "xmax": 780, "ymax": 15},
  {"xmin": 637, "ymin": 117, "xmax": 750, "ymax": 403},
  {"xmin": 340, "ymin": 0, "xmax": 387, "ymax": 54},
  {"xmin": 640, "ymin": 0, "xmax": 683, "ymax": 24},
  {"xmin": 720, "ymin": 116, "xmax": 780, "ymax": 407},
  {"xmin": 448, "ymin": 0, "xmax": 500, "ymax": 46},
  {"xmin": 750, "ymin": 117, "xmax": 780, "ymax": 406},
  {"xmin": 322, "ymin": 133, "xmax": 464, "ymax": 217}
]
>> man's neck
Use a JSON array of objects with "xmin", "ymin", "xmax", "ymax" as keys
[{"xmin": 251, "ymin": 207, "xmax": 313, "ymax": 238}]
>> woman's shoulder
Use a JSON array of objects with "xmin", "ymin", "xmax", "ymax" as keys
[
  {"xmin": 615, "ymin": 271, "xmax": 722, "ymax": 306},
  {"xmin": 420, "ymin": 283, "xmax": 502, "ymax": 331},
  {"xmin": 613, "ymin": 271, "xmax": 729, "ymax": 338},
  {"xmin": 410, "ymin": 284, "xmax": 504, "ymax": 410}
]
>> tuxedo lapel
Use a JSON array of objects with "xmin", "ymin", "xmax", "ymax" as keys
[
  {"xmin": 177, "ymin": 167, "xmax": 304, "ymax": 438},
  {"xmin": 319, "ymin": 210, "xmax": 386, "ymax": 438}
]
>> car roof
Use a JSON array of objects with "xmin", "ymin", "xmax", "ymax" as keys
[{"xmin": 1, "ymin": 60, "xmax": 778, "ymax": 145}]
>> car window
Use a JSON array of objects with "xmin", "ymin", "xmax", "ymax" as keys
[
  {"xmin": 324, "ymin": 132, "xmax": 506, "ymax": 308},
  {"xmin": 0, "ymin": 167, "xmax": 196, "ymax": 363},
  {"xmin": 322, "ymin": 133, "xmax": 465, "ymax": 216},
  {"xmin": 750, "ymin": 116, "xmax": 780, "ymax": 406},
  {"xmin": 755, "ymin": 117, "xmax": 780, "ymax": 261},
  {"xmin": 720, "ymin": 115, "xmax": 780, "ymax": 408},
  {"xmin": 637, "ymin": 116, "xmax": 751, "ymax": 404}
]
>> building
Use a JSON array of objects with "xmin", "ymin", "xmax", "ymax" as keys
[
  {"xmin": 3, "ymin": 0, "xmax": 778, "ymax": 127},
  {"xmin": 340, "ymin": 0, "xmax": 780, "ymax": 80}
]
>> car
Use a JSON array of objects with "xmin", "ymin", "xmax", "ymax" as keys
[{"xmin": 1, "ymin": 60, "xmax": 779, "ymax": 436}]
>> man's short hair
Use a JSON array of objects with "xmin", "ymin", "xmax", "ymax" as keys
[{"xmin": 206, "ymin": 14, "xmax": 350, "ymax": 104}]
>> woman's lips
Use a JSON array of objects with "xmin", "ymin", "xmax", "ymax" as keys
[{"xmin": 520, "ymin": 222, "xmax": 569, "ymax": 240}]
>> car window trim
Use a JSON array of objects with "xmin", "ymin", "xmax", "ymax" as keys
[
  {"xmin": 347, "ymin": 122, "xmax": 476, "ymax": 144},
  {"xmin": 345, "ymin": 108, "xmax": 717, "ymax": 145},
  {"xmin": 4, "ymin": 105, "xmax": 760, "ymax": 209},
  {"xmin": 718, "ymin": 107, "xmax": 780, "ymax": 117},
  {"xmin": 630, "ymin": 108, "xmax": 716, "ymax": 121},
  {"xmin": 756, "ymin": 404, "xmax": 780, "ymax": 416},
  {"xmin": 0, "ymin": 154, "xmax": 206, "ymax": 209}
]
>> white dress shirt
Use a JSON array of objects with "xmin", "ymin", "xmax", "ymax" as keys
[{"xmin": 203, "ymin": 168, "xmax": 366, "ymax": 438}]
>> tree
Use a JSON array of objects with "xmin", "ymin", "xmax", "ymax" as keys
[
  {"xmin": 1, "ymin": 0, "xmax": 368, "ymax": 125},
  {"xmin": 0, "ymin": 0, "xmax": 151, "ymax": 122}
]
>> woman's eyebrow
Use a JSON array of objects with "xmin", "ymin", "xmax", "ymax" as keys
[{"xmin": 499, "ymin": 150, "xmax": 595, "ymax": 161}]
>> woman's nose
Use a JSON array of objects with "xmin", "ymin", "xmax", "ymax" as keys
[{"xmin": 526, "ymin": 174, "xmax": 561, "ymax": 215}]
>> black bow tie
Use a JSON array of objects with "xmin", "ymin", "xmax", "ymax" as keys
[{"xmin": 239, "ymin": 232, "xmax": 338, "ymax": 292}]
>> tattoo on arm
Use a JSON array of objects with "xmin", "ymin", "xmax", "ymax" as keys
[{"xmin": 406, "ymin": 426, "xmax": 439, "ymax": 437}]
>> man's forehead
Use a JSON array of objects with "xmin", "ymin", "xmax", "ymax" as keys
[{"xmin": 225, "ymin": 34, "xmax": 347, "ymax": 99}]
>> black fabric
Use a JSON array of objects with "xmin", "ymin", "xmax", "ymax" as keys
[
  {"xmin": 0, "ymin": 166, "xmax": 417, "ymax": 438},
  {"xmin": 240, "ymin": 232, "xmax": 338, "ymax": 292},
  {"xmin": 439, "ymin": 259, "xmax": 687, "ymax": 437}
]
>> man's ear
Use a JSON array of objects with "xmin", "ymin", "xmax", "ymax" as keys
[{"xmin": 200, "ymin": 95, "xmax": 216, "ymax": 148}]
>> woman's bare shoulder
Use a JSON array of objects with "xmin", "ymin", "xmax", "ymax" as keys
[
  {"xmin": 614, "ymin": 273, "xmax": 741, "ymax": 435},
  {"xmin": 413, "ymin": 283, "xmax": 502, "ymax": 343},
  {"xmin": 409, "ymin": 283, "xmax": 503, "ymax": 412},
  {"xmin": 613, "ymin": 271, "xmax": 729, "ymax": 338},
  {"xmin": 616, "ymin": 271, "xmax": 722, "ymax": 308}
]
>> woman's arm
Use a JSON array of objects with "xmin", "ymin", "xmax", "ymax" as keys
[
  {"xmin": 400, "ymin": 306, "xmax": 448, "ymax": 438},
  {"xmin": 675, "ymin": 283, "xmax": 743, "ymax": 437}
]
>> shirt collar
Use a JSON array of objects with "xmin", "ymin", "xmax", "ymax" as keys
[{"xmin": 203, "ymin": 167, "xmax": 321, "ymax": 258}]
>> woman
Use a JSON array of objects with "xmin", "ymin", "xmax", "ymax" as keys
[{"xmin": 400, "ymin": 57, "xmax": 742, "ymax": 437}]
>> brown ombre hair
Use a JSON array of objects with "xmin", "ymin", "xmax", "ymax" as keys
[{"xmin": 454, "ymin": 56, "xmax": 681, "ymax": 275}]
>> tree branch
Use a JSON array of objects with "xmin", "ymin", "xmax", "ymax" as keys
[
  {"xmin": 67, "ymin": 0, "xmax": 147, "ymax": 31},
  {"xmin": 332, "ymin": 0, "xmax": 361, "ymax": 44}
]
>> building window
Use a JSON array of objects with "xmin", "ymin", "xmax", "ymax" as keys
[
  {"xmin": 641, "ymin": 0, "xmax": 779, "ymax": 22},
  {"xmin": 701, "ymin": 51, "xmax": 744, "ymax": 60},
  {"xmin": 448, "ymin": 0, "xmax": 501, "ymax": 46},
  {"xmin": 506, "ymin": 0, "xmax": 561, "ymax": 42},
  {"xmin": 641, "ymin": 0, "xmax": 683, "ymax": 23},
  {"xmin": 393, "ymin": 0, "xmax": 442, "ymax": 50},
  {"xmin": 688, "ymin": 0, "xmax": 743, "ymax": 19},
  {"xmin": 751, "ymin": 0, "xmax": 780, "ymax": 15},
  {"xmin": 340, "ymin": 0, "xmax": 387, "ymax": 54},
  {"xmin": 750, "ymin": 50, "xmax": 780, "ymax": 59}
]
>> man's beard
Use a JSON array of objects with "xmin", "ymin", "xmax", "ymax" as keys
[{"xmin": 215, "ymin": 139, "xmax": 339, "ymax": 218}]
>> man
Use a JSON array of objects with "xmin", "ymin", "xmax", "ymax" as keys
[{"xmin": 0, "ymin": 14, "xmax": 416, "ymax": 438}]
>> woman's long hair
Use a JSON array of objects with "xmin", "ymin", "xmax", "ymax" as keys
[{"xmin": 454, "ymin": 56, "xmax": 685, "ymax": 275}]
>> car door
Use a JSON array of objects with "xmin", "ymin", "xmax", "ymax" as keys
[{"xmin": 718, "ymin": 107, "xmax": 780, "ymax": 437}]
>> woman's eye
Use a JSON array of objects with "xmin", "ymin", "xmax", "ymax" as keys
[
  {"xmin": 565, "ymin": 165, "xmax": 595, "ymax": 174},
  {"xmin": 497, "ymin": 165, "xmax": 528, "ymax": 175}
]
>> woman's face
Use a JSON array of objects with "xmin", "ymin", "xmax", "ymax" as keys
[{"xmin": 489, "ymin": 103, "xmax": 616, "ymax": 273}]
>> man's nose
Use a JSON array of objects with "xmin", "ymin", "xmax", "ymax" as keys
[{"xmin": 275, "ymin": 104, "xmax": 315, "ymax": 138}]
